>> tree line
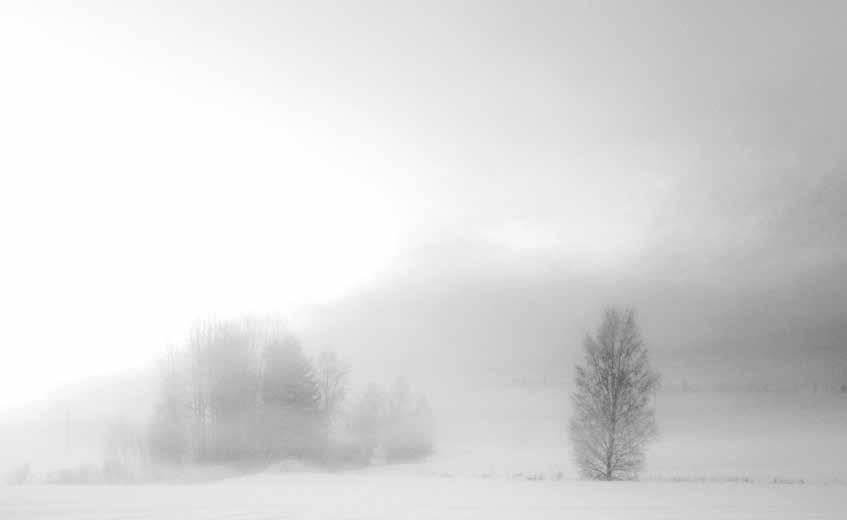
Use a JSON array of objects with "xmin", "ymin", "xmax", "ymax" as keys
[{"xmin": 147, "ymin": 318, "xmax": 434, "ymax": 468}]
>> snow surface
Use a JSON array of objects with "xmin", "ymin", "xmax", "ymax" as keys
[
  {"xmin": 3, "ymin": 386, "xmax": 846, "ymax": 518},
  {"xmin": 2, "ymin": 472, "xmax": 846, "ymax": 519}
]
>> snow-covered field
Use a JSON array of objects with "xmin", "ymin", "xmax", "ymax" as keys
[
  {"xmin": 3, "ymin": 387, "xmax": 846, "ymax": 518},
  {"xmin": 427, "ymin": 386, "xmax": 847, "ymax": 482},
  {"xmin": 3, "ymin": 471, "xmax": 846, "ymax": 519}
]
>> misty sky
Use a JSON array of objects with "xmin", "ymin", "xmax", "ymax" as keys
[{"xmin": 1, "ymin": 1, "xmax": 846, "ymax": 410}]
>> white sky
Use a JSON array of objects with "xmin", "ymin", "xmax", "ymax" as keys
[{"xmin": 1, "ymin": 1, "xmax": 845, "ymax": 410}]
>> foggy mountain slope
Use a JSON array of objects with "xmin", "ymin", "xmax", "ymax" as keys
[{"xmin": 304, "ymin": 238, "xmax": 847, "ymax": 391}]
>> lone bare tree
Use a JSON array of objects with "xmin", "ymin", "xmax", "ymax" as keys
[{"xmin": 569, "ymin": 307, "xmax": 660, "ymax": 480}]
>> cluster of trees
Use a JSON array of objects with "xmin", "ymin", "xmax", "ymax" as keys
[
  {"xmin": 349, "ymin": 379, "xmax": 435, "ymax": 462},
  {"xmin": 147, "ymin": 318, "xmax": 434, "ymax": 468}
]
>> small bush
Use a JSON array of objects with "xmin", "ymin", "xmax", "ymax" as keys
[
  {"xmin": 101, "ymin": 459, "xmax": 133, "ymax": 483},
  {"xmin": 319, "ymin": 438, "xmax": 370, "ymax": 468},
  {"xmin": 4, "ymin": 464, "xmax": 30, "ymax": 485},
  {"xmin": 773, "ymin": 477, "xmax": 805, "ymax": 485},
  {"xmin": 46, "ymin": 464, "xmax": 104, "ymax": 485},
  {"xmin": 382, "ymin": 433, "xmax": 434, "ymax": 462}
]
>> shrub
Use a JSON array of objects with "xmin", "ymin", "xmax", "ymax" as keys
[{"xmin": 4, "ymin": 464, "xmax": 30, "ymax": 485}]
